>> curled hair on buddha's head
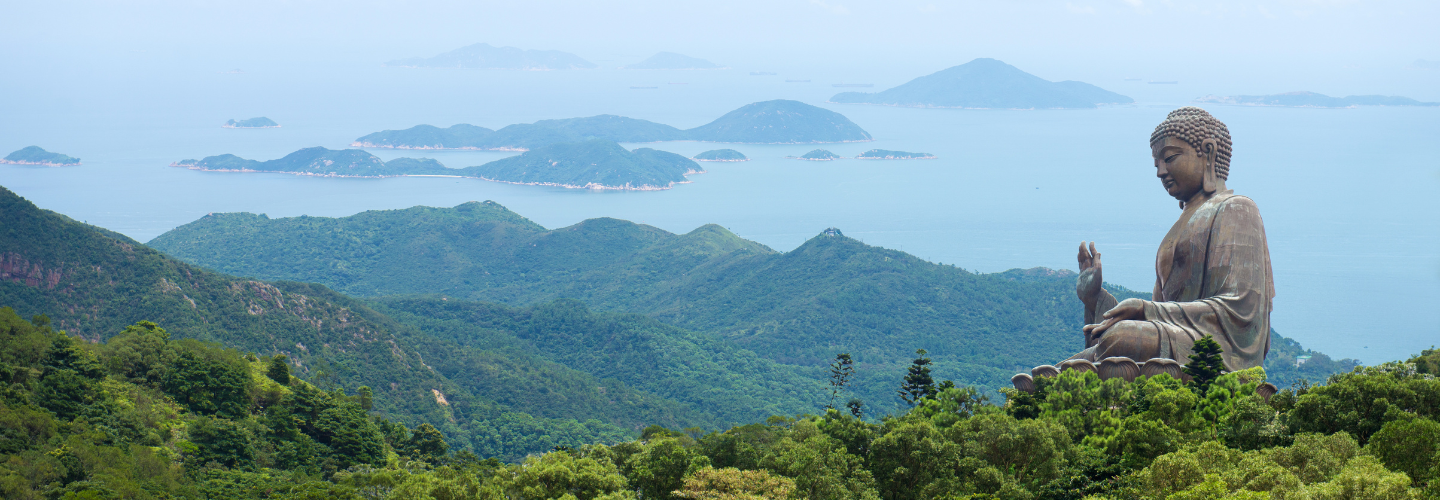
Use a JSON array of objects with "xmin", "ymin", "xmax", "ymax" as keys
[{"xmin": 1150, "ymin": 106, "xmax": 1233, "ymax": 180}]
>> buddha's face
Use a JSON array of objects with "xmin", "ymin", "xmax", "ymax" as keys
[{"xmin": 1151, "ymin": 136, "xmax": 1207, "ymax": 201}]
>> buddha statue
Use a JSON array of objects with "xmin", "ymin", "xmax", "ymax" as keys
[{"xmin": 1015, "ymin": 107, "xmax": 1275, "ymax": 389}]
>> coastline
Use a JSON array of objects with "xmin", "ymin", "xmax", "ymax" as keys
[
  {"xmin": 350, "ymin": 142, "xmax": 529, "ymax": 152},
  {"xmin": 1, "ymin": 159, "xmax": 81, "ymax": 167},
  {"xmin": 171, "ymin": 162, "xmax": 698, "ymax": 188},
  {"xmin": 474, "ymin": 176, "xmax": 686, "ymax": 191}
]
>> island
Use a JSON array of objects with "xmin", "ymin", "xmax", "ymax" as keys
[
  {"xmin": 855, "ymin": 149, "xmax": 936, "ymax": 160},
  {"xmin": 791, "ymin": 149, "xmax": 841, "ymax": 161},
  {"xmin": 829, "ymin": 58, "xmax": 1133, "ymax": 109},
  {"xmin": 2, "ymin": 146, "xmax": 81, "ymax": 166},
  {"xmin": 623, "ymin": 52, "xmax": 723, "ymax": 70},
  {"xmin": 385, "ymin": 43, "xmax": 597, "ymax": 70},
  {"xmin": 173, "ymin": 141, "xmax": 703, "ymax": 190},
  {"xmin": 172, "ymin": 147, "xmax": 453, "ymax": 178},
  {"xmin": 353, "ymin": 99, "xmax": 872, "ymax": 150},
  {"xmin": 692, "ymin": 149, "xmax": 748, "ymax": 162},
  {"xmin": 1194, "ymin": 91, "xmax": 1439, "ymax": 108},
  {"xmin": 223, "ymin": 117, "xmax": 280, "ymax": 128},
  {"xmin": 463, "ymin": 139, "xmax": 702, "ymax": 190}
]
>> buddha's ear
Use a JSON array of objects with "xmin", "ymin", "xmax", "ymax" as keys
[{"xmin": 1201, "ymin": 138, "xmax": 1219, "ymax": 194}]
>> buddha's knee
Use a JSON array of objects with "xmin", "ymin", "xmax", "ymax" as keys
[{"xmin": 1095, "ymin": 321, "xmax": 1160, "ymax": 359}]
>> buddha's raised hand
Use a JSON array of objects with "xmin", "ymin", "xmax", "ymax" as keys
[{"xmin": 1076, "ymin": 241, "xmax": 1103, "ymax": 308}]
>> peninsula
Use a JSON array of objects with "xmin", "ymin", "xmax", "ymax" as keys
[
  {"xmin": 174, "ymin": 141, "xmax": 702, "ymax": 190},
  {"xmin": 693, "ymin": 149, "xmax": 748, "ymax": 162},
  {"xmin": 856, "ymin": 149, "xmax": 936, "ymax": 159},
  {"xmin": 2, "ymin": 146, "xmax": 81, "ymax": 166},
  {"xmin": 352, "ymin": 100, "xmax": 871, "ymax": 150},
  {"xmin": 830, "ymin": 58, "xmax": 1133, "ymax": 109},
  {"xmin": 385, "ymin": 43, "xmax": 597, "ymax": 70},
  {"xmin": 1194, "ymin": 91, "xmax": 1439, "ymax": 108},
  {"xmin": 172, "ymin": 147, "xmax": 453, "ymax": 178},
  {"xmin": 792, "ymin": 149, "xmax": 840, "ymax": 160},
  {"xmin": 623, "ymin": 52, "xmax": 723, "ymax": 70},
  {"xmin": 223, "ymin": 117, "xmax": 280, "ymax": 128}
]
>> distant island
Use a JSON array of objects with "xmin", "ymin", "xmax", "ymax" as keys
[
  {"xmin": 693, "ymin": 149, "xmax": 748, "ymax": 162},
  {"xmin": 792, "ymin": 149, "xmax": 841, "ymax": 161},
  {"xmin": 856, "ymin": 149, "xmax": 935, "ymax": 160},
  {"xmin": 223, "ymin": 117, "xmax": 279, "ymax": 128},
  {"xmin": 173, "ymin": 141, "xmax": 702, "ymax": 190},
  {"xmin": 830, "ymin": 58, "xmax": 1133, "ymax": 109},
  {"xmin": 2, "ymin": 146, "xmax": 81, "ymax": 166},
  {"xmin": 466, "ymin": 139, "xmax": 702, "ymax": 190},
  {"xmin": 172, "ymin": 147, "xmax": 453, "ymax": 178},
  {"xmin": 623, "ymin": 52, "xmax": 723, "ymax": 70},
  {"xmin": 352, "ymin": 100, "xmax": 871, "ymax": 150},
  {"xmin": 385, "ymin": 43, "xmax": 597, "ymax": 70},
  {"xmin": 1194, "ymin": 91, "xmax": 1439, "ymax": 108}
]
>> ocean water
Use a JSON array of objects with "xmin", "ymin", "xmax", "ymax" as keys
[{"xmin": 2, "ymin": 62, "xmax": 1436, "ymax": 365}]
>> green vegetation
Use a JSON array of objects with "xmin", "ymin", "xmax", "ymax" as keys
[
  {"xmin": 692, "ymin": 149, "xmax": 748, "ymax": 161},
  {"xmin": 223, "ymin": 117, "xmax": 279, "ymax": 128},
  {"xmin": 830, "ymin": 58, "xmax": 1133, "ymax": 109},
  {"xmin": 353, "ymin": 100, "xmax": 872, "ymax": 150},
  {"xmin": 2, "ymin": 146, "xmax": 80, "ymax": 166},
  {"xmin": 795, "ymin": 149, "xmax": 840, "ymax": 160},
  {"xmin": 624, "ymin": 52, "xmax": 723, "ymax": 70},
  {"xmin": 856, "ymin": 149, "xmax": 935, "ymax": 160},
  {"xmin": 1196, "ymin": 91, "xmax": 1440, "ymax": 107},
  {"xmin": 461, "ymin": 139, "xmax": 702, "ymax": 189},
  {"xmin": 385, "ymin": 42, "xmax": 599, "ymax": 70},
  {"xmin": 172, "ymin": 147, "xmax": 453, "ymax": 178},
  {"xmin": 146, "ymin": 202, "xmax": 1358, "ymax": 416},
  {"xmin": 6, "ymin": 305, "xmax": 1434, "ymax": 499}
]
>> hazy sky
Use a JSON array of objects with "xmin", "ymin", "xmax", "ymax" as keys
[{"xmin": 5, "ymin": 0, "xmax": 1438, "ymax": 97}]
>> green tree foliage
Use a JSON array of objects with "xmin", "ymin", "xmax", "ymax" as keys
[
  {"xmin": 674, "ymin": 467, "xmax": 795, "ymax": 500},
  {"xmin": 828, "ymin": 353, "xmax": 856, "ymax": 410},
  {"xmin": 1185, "ymin": 334, "xmax": 1227, "ymax": 395},
  {"xmin": 898, "ymin": 349, "xmax": 936, "ymax": 406},
  {"xmin": 267, "ymin": 354, "xmax": 291, "ymax": 384}
]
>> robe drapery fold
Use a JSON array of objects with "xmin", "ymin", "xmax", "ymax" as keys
[{"xmin": 1072, "ymin": 190, "xmax": 1274, "ymax": 371}]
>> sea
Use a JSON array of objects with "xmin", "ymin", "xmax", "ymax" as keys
[{"xmin": 2, "ymin": 60, "xmax": 1437, "ymax": 365}]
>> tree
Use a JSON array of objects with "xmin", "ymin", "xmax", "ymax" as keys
[
  {"xmin": 268, "ymin": 355, "xmax": 291, "ymax": 384},
  {"xmin": 1184, "ymin": 335, "xmax": 1225, "ymax": 395},
  {"xmin": 404, "ymin": 423, "xmax": 450, "ymax": 463},
  {"xmin": 356, "ymin": 386, "xmax": 373, "ymax": 411},
  {"xmin": 846, "ymin": 399, "xmax": 865, "ymax": 420},
  {"xmin": 674, "ymin": 467, "xmax": 796, "ymax": 500},
  {"xmin": 898, "ymin": 349, "xmax": 936, "ymax": 406},
  {"xmin": 828, "ymin": 353, "xmax": 856, "ymax": 410}
]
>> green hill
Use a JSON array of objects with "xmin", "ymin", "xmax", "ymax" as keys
[
  {"xmin": 830, "ymin": 58, "xmax": 1133, "ymax": 109},
  {"xmin": 693, "ymin": 149, "xmax": 748, "ymax": 161},
  {"xmin": 385, "ymin": 42, "xmax": 598, "ymax": 70},
  {"xmin": 172, "ymin": 147, "xmax": 454, "ymax": 178},
  {"xmin": 623, "ymin": 51, "xmax": 723, "ymax": 70},
  {"xmin": 3, "ymin": 146, "xmax": 81, "ymax": 166},
  {"xmin": 147, "ymin": 201, "xmax": 1358, "ymax": 414},
  {"xmin": 1195, "ymin": 91, "xmax": 1440, "ymax": 107},
  {"xmin": 223, "ymin": 116, "xmax": 279, "ymax": 128},
  {"xmin": 459, "ymin": 140, "xmax": 702, "ymax": 189},
  {"xmin": 352, "ymin": 100, "xmax": 871, "ymax": 150},
  {"xmin": 795, "ymin": 149, "xmax": 840, "ymax": 160},
  {"xmin": 0, "ymin": 187, "xmax": 827, "ymax": 458}
]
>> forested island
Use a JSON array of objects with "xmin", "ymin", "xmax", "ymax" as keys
[
  {"xmin": 173, "ymin": 142, "xmax": 703, "ymax": 190},
  {"xmin": 830, "ymin": 58, "xmax": 1134, "ymax": 109},
  {"xmin": 223, "ymin": 117, "xmax": 280, "ymax": 128},
  {"xmin": 385, "ymin": 42, "xmax": 597, "ymax": 70},
  {"xmin": 793, "ymin": 149, "xmax": 841, "ymax": 160},
  {"xmin": 693, "ymin": 149, "xmax": 748, "ymax": 161},
  {"xmin": 4, "ymin": 186, "xmax": 1425, "ymax": 499},
  {"xmin": 2, "ymin": 146, "xmax": 80, "ymax": 166},
  {"xmin": 1195, "ymin": 91, "xmax": 1440, "ymax": 108},
  {"xmin": 464, "ymin": 140, "xmax": 702, "ymax": 190},
  {"xmin": 623, "ymin": 52, "xmax": 723, "ymax": 70},
  {"xmin": 856, "ymin": 149, "xmax": 936, "ymax": 159},
  {"xmin": 352, "ymin": 99, "xmax": 872, "ymax": 150}
]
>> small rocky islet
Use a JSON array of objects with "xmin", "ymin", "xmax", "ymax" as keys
[
  {"xmin": 2, "ymin": 146, "xmax": 81, "ymax": 166},
  {"xmin": 855, "ymin": 149, "xmax": 936, "ymax": 160},
  {"xmin": 692, "ymin": 149, "xmax": 748, "ymax": 162},
  {"xmin": 792, "ymin": 149, "xmax": 841, "ymax": 161},
  {"xmin": 223, "ymin": 117, "xmax": 280, "ymax": 128}
]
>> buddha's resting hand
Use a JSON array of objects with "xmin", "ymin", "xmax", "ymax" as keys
[
  {"xmin": 1083, "ymin": 298, "xmax": 1147, "ymax": 340},
  {"xmin": 1076, "ymin": 241, "xmax": 1103, "ymax": 308}
]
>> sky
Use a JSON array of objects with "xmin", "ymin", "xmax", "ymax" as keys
[{"xmin": 4, "ymin": 0, "xmax": 1438, "ymax": 99}]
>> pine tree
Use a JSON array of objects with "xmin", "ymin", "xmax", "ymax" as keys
[
  {"xmin": 898, "ymin": 349, "xmax": 936, "ymax": 406},
  {"xmin": 846, "ymin": 398, "xmax": 865, "ymax": 419},
  {"xmin": 827, "ymin": 353, "xmax": 856, "ymax": 410},
  {"xmin": 267, "ymin": 354, "xmax": 291, "ymax": 384},
  {"xmin": 357, "ymin": 386, "xmax": 374, "ymax": 411},
  {"xmin": 1185, "ymin": 335, "xmax": 1226, "ymax": 395}
]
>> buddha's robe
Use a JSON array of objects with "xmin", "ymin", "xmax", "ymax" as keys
[{"xmin": 1070, "ymin": 190, "xmax": 1274, "ymax": 370}]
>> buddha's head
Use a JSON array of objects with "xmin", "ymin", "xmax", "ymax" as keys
[{"xmin": 1150, "ymin": 107, "xmax": 1233, "ymax": 204}]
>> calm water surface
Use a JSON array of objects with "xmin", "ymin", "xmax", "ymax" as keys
[{"xmin": 2, "ymin": 63, "xmax": 1436, "ymax": 364}]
